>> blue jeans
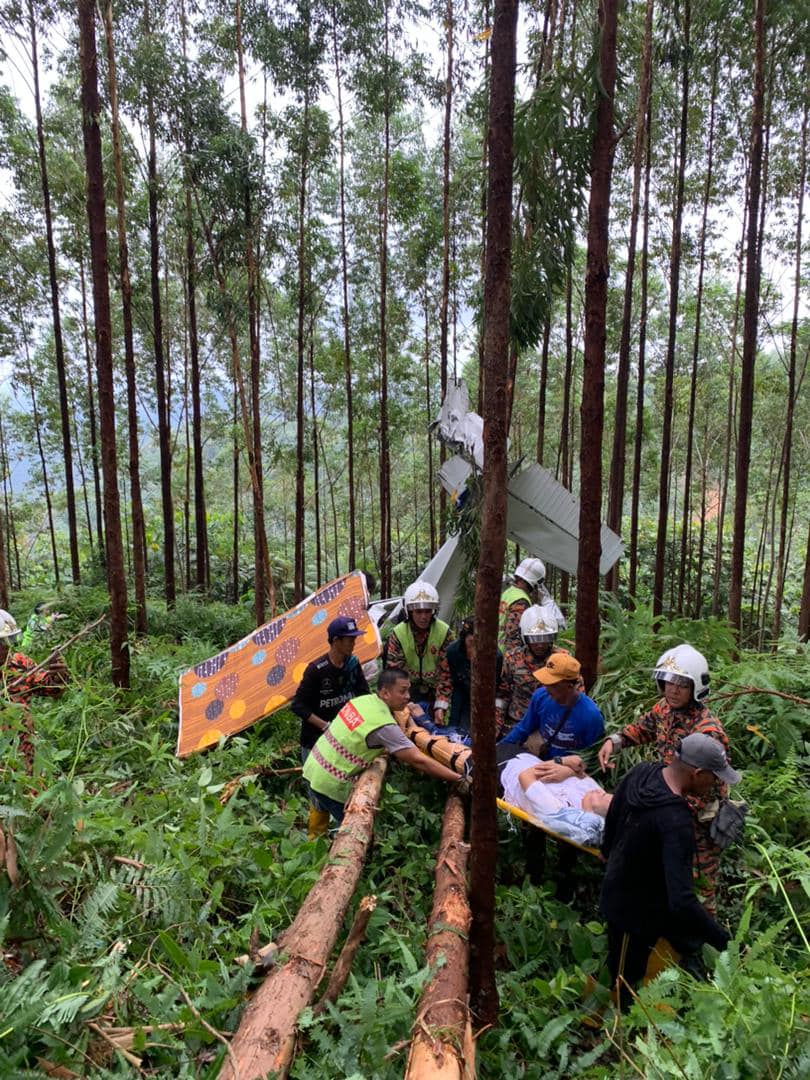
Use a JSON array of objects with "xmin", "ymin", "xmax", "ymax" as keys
[{"xmin": 307, "ymin": 785, "xmax": 346, "ymax": 824}]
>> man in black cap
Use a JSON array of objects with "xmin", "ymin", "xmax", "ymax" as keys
[
  {"xmin": 600, "ymin": 732, "xmax": 741, "ymax": 1007},
  {"xmin": 291, "ymin": 615, "xmax": 370, "ymax": 837}
]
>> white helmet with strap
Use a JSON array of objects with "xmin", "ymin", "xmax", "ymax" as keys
[
  {"xmin": 0, "ymin": 609, "xmax": 20, "ymax": 641},
  {"xmin": 403, "ymin": 579, "xmax": 440, "ymax": 612},
  {"xmin": 514, "ymin": 557, "xmax": 546, "ymax": 587},
  {"xmin": 653, "ymin": 644, "xmax": 710, "ymax": 703},
  {"xmin": 519, "ymin": 603, "xmax": 559, "ymax": 644}
]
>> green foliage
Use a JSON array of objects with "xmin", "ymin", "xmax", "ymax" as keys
[{"xmin": 0, "ymin": 587, "xmax": 808, "ymax": 1075}]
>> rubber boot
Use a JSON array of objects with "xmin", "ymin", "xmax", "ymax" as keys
[{"xmin": 307, "ymin": 807, "xmax": 330, "ymax": 840}]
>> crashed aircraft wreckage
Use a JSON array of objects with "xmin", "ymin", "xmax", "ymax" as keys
[{"xmin": 177, "ymin": 380, "xmax": 622, "ymax": 753}]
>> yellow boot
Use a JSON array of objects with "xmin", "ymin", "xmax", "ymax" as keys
[{"xmin": 307, "ymin": 807, "xmax": 330, "ymax": 840}]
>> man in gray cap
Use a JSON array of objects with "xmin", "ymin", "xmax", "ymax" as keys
[{"xmin": 600, "ymin": 733, "xmax": 741, "ymax": 1007}]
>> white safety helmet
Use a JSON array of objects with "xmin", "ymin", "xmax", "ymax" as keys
[
  {"xmin": 403, "ymin": 579, "xmax": 440, "ymax": 612},
  {"xmin": 0, "ymin": 609, "xmax": 20, "ymax": 642},
  {"xmin": 514, "ymin": 557, "xmax": 546, "ymax": 588},
  {"xmin": 519, "ymin": 603, "xmax": 558, "ymax": 644},
  {"xmin": 653, "ymin": 644, "xmax": 710, "ymax": 703}
]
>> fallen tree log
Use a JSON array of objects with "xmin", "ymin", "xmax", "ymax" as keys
[
  {"xmin": 405, "ymin": 792, "xmax": 475, "ymax": 1080},
  {"xmin": 219, "ymin": 755, "xmax": 388, "ymax": 1080}
]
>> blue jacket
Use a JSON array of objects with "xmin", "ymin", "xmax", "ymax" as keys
[{"xmin": 499, "ymin": 687, "xmax": 604, "ymax": 758}]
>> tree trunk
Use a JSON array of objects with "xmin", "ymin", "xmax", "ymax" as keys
[
  {"xmin": 711, "ymin": 184, "xmax": 747, "ymax": 616},
  {"xmin": 143, "ymin": 0, "xmax": 175, "ymax": 609},
  {"xmin": 0, "ymin": 504, "xmax": 8, "ymax": 610},
  {"xmin": 677, "ymin": 42, "xmax": 718, "ymax": 614},
  {"xmin": 309, "ymin": 319, "xmax": 322, "ymax": 587},
  {"xmin": 405, "ymin": 794, "xmax": 472, "ymax": 1080},
  {"xmin": 576, "ymin": 0, "xmax": 618, "ymax": 689},
  {"xmin": 772, "ymin": 72, "xmax": 807, "ymax": 644},
  {"xmin": 232, "ymin": 384, "xmax": 240, "ymax": 603},
  {"xmin": 424, "ymin": 291, "xmax": 437, "ymax": 555},
  {"xmin": 235, "ymin": 0, "xmax": 268, "ymax": 624},
  {"xmin": 22, "ymin": 329, "xmax": 60, "ymax": 584},
  {"xmin": 294, "ymin": 86, "xmax": 310, "ymax": 603},
  {"xmin": 29, "ymin": 0, "xmax": 81, "ymax": 585},
  {"xmin": 332, "ymin": 5, "xmax": 356, "ymax": 571},
  {"xmin": 728, "ymin": 0, "xmax": 766, "ymax": 639},
  {"xmin": 798, "ymin": 521, "xmax": 810, "ymax": 642},
  {"xmin": 535, "ymin": 318, "xmax": 550, "ymax": 464},
  {"xmin": 0, "ymin": 406, "xmax": 21, "ymax": 590},
  {"xmin": 378, "ymin": 8, "xmax": 393, "ymax": 598},
  {"xmin": 438, "ymin": 0, "xmax": 454, "ymax": 547},
  {"xmin": 72, "ymin": 411, "xmax": 94, "ymax": 553},
  {"xmin": 628, "ymin": 95, "xmax": 652, "ymax": 599},
  {"xmin": 469, "ymin": 0, "xmax": 517, "ymax": 1029},
  {"xmin": 101, "ymin": 0, "xmax": 148, "ymax": 632},
  {"xmin": 222, "ymin": 757, "xmax": 389, "ymax": 1080},
  {"xmin": 77, "ymin": 244, "xmax": 104, "ymax": 562},
  {"xmin": 605, "ymin": 0, "xmax": 653, "ymax": 592},
  {"xmin": 78, "ymin": 0, "xmax": 130, "ymax": 687},
  {"xmin": 653, "ymin": 0, "xmax": 690, "ymax": 618},
  {"xmin": 558, "ymin": 271, "xmax": 574, "ymax": 483}
]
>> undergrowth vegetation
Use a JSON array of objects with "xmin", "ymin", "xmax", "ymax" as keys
[{"xmin": 0, "ymin": 589, "xmax": 808, "ymax": 1077}]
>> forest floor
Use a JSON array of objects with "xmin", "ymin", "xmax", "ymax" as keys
[{"xmin": 0, "ymin": 586, "xmax": 808, "ymax": 1078}]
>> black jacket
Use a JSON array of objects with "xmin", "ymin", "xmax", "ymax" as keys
[
  {"xmin": 291, "ymin": 653, "xmax": 370, "ymax": 749},
  {"xmin": 600, "ymin": 763, "xmax": 730, "ymax": 950}
]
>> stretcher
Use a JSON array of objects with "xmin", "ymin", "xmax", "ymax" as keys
[
  {"xmin": 399, "ymin": 715, "xmax": 601, "ymax": 857},
  {"xmin": 400, "ymin": 715, "xmax": 679, "ymax": 986}
]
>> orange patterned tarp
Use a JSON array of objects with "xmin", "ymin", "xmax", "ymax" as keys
[{"xmin": 176, "ymin": 572, "xmax": 381, "ymax": 757}]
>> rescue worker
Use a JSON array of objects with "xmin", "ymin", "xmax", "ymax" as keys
[
  {"xmin": 597, "ymin": 644, "xmax": 732, "ymax": 914},
  {"xmin": 434, "ymin": 618, "xmax": 506, "ymax": 735},
  {"xmin": 302, "ymin": 667, "xmax": 468, "ymax": 832},
  {"xmin": 500, "ymin": 602, "xmax": 569, "ymax": 733},
  {"xmin": 291, "ymin": 615, "xmax": 370, "ymax": 838},
  {"xmin": 20, "ymin": 601, "xmax": 66, "ymax": 654},
  {"xmin": 383, "ymin": 580, "xmax": 452, "ymax": 719},
  {"xmin": 600, "ymin": 733, "xmax": 737, "ymax": 1008},
  {"xmin": 0, "ymin": 609, "xmax": 68, "ymax": 772},
  {"xmin": 498, "ymin": 558, "xmax": 564, "ymax": 662}
]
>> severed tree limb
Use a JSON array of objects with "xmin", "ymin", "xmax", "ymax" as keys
[
  {"xmin": 219, "ymin": 765, "xmax": 302, "ymax": 806},
  {"xmin": 219, "ymin": 755, "xmax": 389, "ymax": 1080},
  {"xmin": 406, "ymin": 793, "xmax": 475, "ymax": 1080},
  {"xmin": 713, "ymin": 685, "xmax": 810, "ymax": 708},
  {"xmin": 312, "ymin": 894, "xmax": 377, "ymax": 1017}
]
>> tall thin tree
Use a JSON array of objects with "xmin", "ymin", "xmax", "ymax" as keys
[
  {"xmin": 469, "ymin": 0, "xmax": 518, "ymax": 1029},
  {"xmin": 28, "ymin": 0, "xmax": 80, "ymax": 583},
  {"xmin": 78, "ymin": 0, "xmax": 129, "ymax": 687},
  {"xmin": 652, "ymin": 0, "xmax": 691, "ymax": 617},
  {"xmin": 605, "ymin": 0, "xmax": 653, "ymax": 592},
  {"xmin": 728, "ymin": 0, "xmax": 766, "ymax": 638},
  {"xmin": 576, "ymin": 0, "xmax": 619, "ymax": 688}
]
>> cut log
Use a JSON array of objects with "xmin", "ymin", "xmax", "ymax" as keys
[
  {"xmin": 219, "ymin": 755, "xmax": 388, "ymax": 1080},
  {"xmin": 312, "ymin": 893, "xmax": 377, "ymax": 1016},
  {"xmin": 405, "ymin": 793, "xmax": 475, "ymax": 1080}
]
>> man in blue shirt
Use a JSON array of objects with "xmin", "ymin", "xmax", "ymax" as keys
[
  {"xmin": 500, "ymin": 653, "xmax": 604, "ymax": 772},
  {"xmin": 499, "ymin": 652, "xmax": 604, "ymax": 898}
]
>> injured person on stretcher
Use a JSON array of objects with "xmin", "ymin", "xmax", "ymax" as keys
[{"xmin": 497, "ymin": 751, "xmax": 613, "ymax": 846}]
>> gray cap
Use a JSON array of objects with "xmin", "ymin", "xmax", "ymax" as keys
[{"xmin": 676, "ymin": 733, "xmax": 740, "ymax": 785}]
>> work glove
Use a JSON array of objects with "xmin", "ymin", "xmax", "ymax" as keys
[
  {"xmin": 454, "ymin": 775, "xmax": 472, "ymax": 799},
  {"xmin": 709, "ymin": 799, "xmax": 749, "ymax": 850}
]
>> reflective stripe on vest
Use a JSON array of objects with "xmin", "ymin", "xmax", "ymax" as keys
[
  {"xmin": 392, "ymin": 619, "xmax": 450, "ymax": 684},
  {"xmin": 498, "ymin": 586, "xmax": 531, "ymax": 648},
  {"xmin": 303, "ymin": 694, "xmax": 393, "ymax": 804}
]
